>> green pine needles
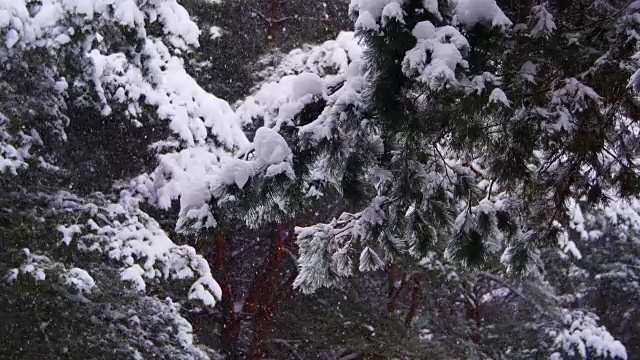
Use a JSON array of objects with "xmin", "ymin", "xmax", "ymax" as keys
[{"xmin": 290, "ymin": 0, "xmax": 640, "ymax": 293}]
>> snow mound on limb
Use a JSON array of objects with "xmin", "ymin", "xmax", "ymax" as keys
[
  {"xmin": 455, "ymin": 0, "xmax": 512, "ymax": 28},
  {"xmin": 50, "ymin": 192, "xmax": 223, "ymax": 306},
  {"xmin": 254, "ymin": 127, "xmax": 293, "ymax": 165}
]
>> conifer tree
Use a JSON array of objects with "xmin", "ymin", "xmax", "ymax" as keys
[
  {"xmin": 287, "ymin": 0, "xmax": 640, "ymax": 292},
  {"xmin": 161, "ymin": 0, "xmax": 640, "ymax": 300},
  {"xmin": 0, "ymin": 0, "xmax": 247, "ymax": 356}
]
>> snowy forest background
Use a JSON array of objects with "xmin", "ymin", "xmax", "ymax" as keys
[{"xmin": 1, "ymin": 0, "xmax": 639, "ymax": 359}]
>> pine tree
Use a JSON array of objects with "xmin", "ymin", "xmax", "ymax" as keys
[
  {"xmin": 542, "ymin": 197, "xmax": 640, "ymax": 357},
  {"xmin": 173, "ymin": 2, "xmax": 639, "ymax": 356},
  {"xmin": 0, "ymin": 0, "xmax": 247, "ymax": 357},
  {"xmin": 7, "ymin": 0, "xmax": 633, "ymax": 357},
  {"xmin": 150, "ymin": 30, "xmax": 365, "ymax": 356},
  {"xmin": 286, "ymin": 0, "xmax": 640, "ymax": 292},
  {"xmin": 162, "ymin": 0, "xmax": 639, "ymax": 317}
]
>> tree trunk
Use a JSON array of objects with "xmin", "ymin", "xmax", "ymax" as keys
[
  {"xmin": 247, "ymin": 222, "xmax": 285, "ymax": 358},
  {"xmin": 214, "ymin": 234, "xmax": 241, "ymax": 357},
  {"xmin": 404, "ymin": 274, "xmax": 423, "ymax": 328},
  {"xmin": 386, "ymin": 265, "xmax": 407, "ymax": 313},
  {"xmin": 267, "ymin": 0, "xmax": 282, "ymax": 43}
]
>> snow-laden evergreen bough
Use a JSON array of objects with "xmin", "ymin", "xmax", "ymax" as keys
[
  {"xmin": 540, "ymin": 197, "xmax": 640, "ymax": 359},
  {"xmin": 143, "ymin": 0, "xmax": 640, "ymax": 296},
  {"xmin": 138, "ymin": 31, "xmax": 370, "ymax": 235},
  {"xmin": 142, "ymin": 1, "xmax": 640, "ymax": 357},
  {"xmin": 287, "ymin": 0, "xmax": 640, "ymax": 293},
  {"xmin": 0, "ymin": 0, "xmax": 251, "ymax": 357}
]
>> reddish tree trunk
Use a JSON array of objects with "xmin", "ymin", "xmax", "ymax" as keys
[
  {"xmin": 404, "ymin": 274, "xmax": 423, "ymax": 328},
  {"xmin": 471, "ymin": 304, "xmax": 482, "ymax": 344},
  {"xmin": 387, "ymin": 265, "xmax": 407, "ymax": 313},
  {"xmin": 247, "ymin": 223, "xmax": 285, "ymax": 359},
  {"xmin": 211, "ymin": 224, "xmax": 294, "ymax": 359},
  {"xmin": 251, "ymin": 267, "xmax": 298, "ymax": 359},
  {"xmin": 267, "ymin": 0, "xmax": 282, "ymax": 42},
  {"xmin": 213, "ymin": 234, "xmax": 241, "ymax": 356},
  {"xmin": 244, "ymin": 223, "xmax": 284, "ymax": 313},
  {"xmin": 249, "ymin": 304, "xmax": 274, "ymax": 359}
]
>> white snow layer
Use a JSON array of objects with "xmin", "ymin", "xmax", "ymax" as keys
[
  {"xmin": 254, "ymin": 127, "xmax": 293, "ymax": 165},
  {"xmin": 530, "ymin": 3, "xmax": 556, "ymax": 38},
  {"xmin": 0, "ymin": 0, "xmax": 200, "ymax": 51},
  {"xmin": 403, "ymin": 24, "xmax": 470, "ymax": 89},
  {"xmin": 412, "ymin": 21, "xmax": 437, "ymax": 40},
  {"xmin": 0, "ymin": 0, "xmax": 248, "ymax": 150},
  {"xmin": 65, "ymin": 268, "xmax": 96, "ymax": 293},
  {"xmin": 552, "ymin": 310, "xmax": 627, "ymax": 360},
  {"xmin": 236, "ymin": 32, "xmax": 361, "ymax": 132},
  {"xmin": 351, "ymin": 0, "xmax": 403, "ymax": 31},
  {"xmin": 350, "ymin": 0, "xmax": 512, "ymax": 31},
  {"xmin": 51, "ymin": 193, "xmax": 223, "ymax": 306},
  {"xmin": 455, "ymin": 0, "xmax": 512, "ymax": 28},
  {"xmin": 488, "ymin": 88, "xmax": 511, "ymax": 107},
  {"xmin": 88, "ymin": 40, "xmax": 248, "ymax": 148},
  {"xmin": 381, "ymin": 2, "xmax": 405, "ymax": 27}
]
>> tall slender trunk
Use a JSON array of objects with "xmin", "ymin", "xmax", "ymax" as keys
[
  {"xmin": 247, "ymin": 223, "xmax": 285, "ymax": 359},
  {"xmin": 387, "ymin": 265, "xmax": 407, "ymax": 313},
  {"xmin": 466, "ymin": 283, "xmax": 482, "ymax": 344},
  {"xmin": 244, "ymin": 223, "xmax": 284, "ymax": 313},
  {"xmin": 471, "ymin": 304, "xmax": 482, "ymax": 344},
  {"xmin": 267, "ymin": 0, "xmax": 282, "ymax": 43},
  {"xmin": 214, "ymin": 234, "xmax": 241, "ymax": 357},
  {"xmin": 404, "ymin": 274, "xmax": 423, "ymax": 328}
]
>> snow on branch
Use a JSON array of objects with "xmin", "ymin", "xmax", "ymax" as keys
[
  {"xmin": 47, "ymin": 191, "xmax": 222, "ymax": 306},
  {"xmin": 294, "ymin": 196, "xmax": 389, "ymax": 293},
  {"xmin": 550, "ymin": 310, "xmax": 627, "ymax": 360}
]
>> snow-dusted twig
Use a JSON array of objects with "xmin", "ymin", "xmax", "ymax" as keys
[
  {"xmin": 247, "ymin": 7, "xmax": 293, "ymax": 25},
  {"xmin": 477, "ymin": 271, "xmax": 546, "ymax": 314}
]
